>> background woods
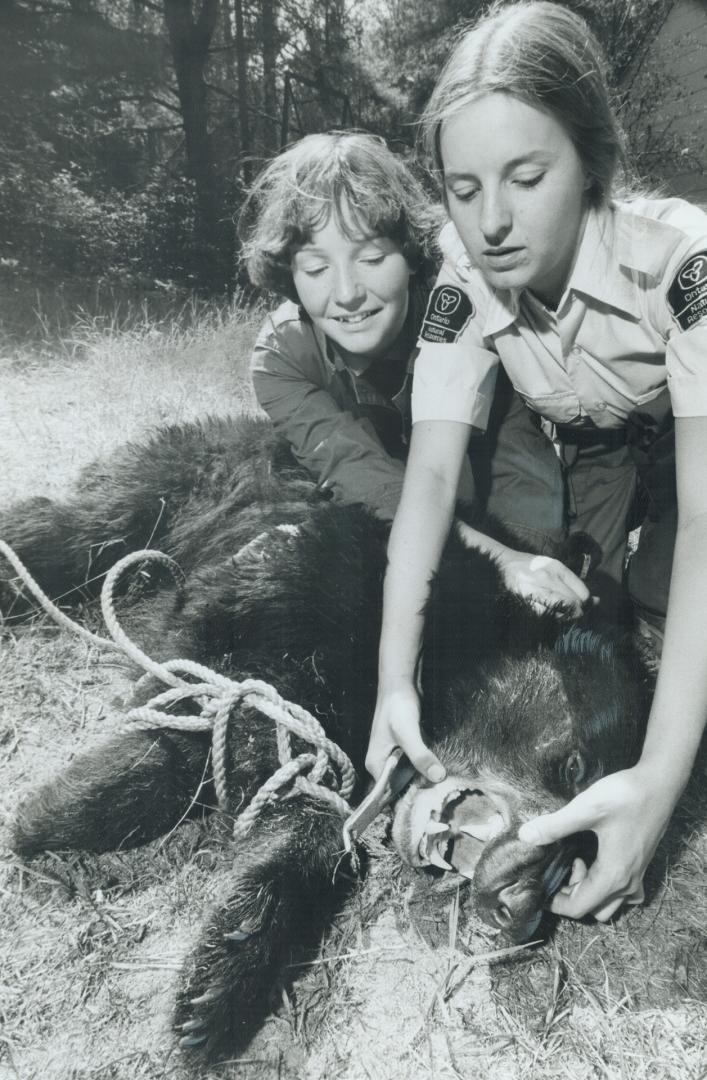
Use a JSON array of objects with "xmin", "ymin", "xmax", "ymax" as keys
[{"xmin": 0, "ymin": 0, "xmax": 704, "ymax": 294}]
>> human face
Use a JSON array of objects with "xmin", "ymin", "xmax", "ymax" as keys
[
  {"xmin": 291, "ymin": 211, "xmax": 412, "ymax": 364},
  {"xmin": 440, "ymin": 93, "xmax": 588, "ymax": 306}
]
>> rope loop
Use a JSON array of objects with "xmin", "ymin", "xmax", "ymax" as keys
[{"xmin": 1, "ymin": 541, "xmax": 356, "ymax": 835}]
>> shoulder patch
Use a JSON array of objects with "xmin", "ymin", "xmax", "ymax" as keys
[
  {"xmin": 420, "ymin": 285, "xmax": 475, "ymax": 344},
  {"xmin": 667, "ymin": 250, "xmax": 707, "ymax": 331}
]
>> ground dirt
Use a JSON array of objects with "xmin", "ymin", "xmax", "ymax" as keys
[{"xmin": 1, "ymin": 311, "xmax": 705, "ymax": 1080}]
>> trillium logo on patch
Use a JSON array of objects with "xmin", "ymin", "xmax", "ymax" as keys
[
  {"xmin": 434, "ymin": 288, "xmax": 462, "ymax": 316},
  {"xmin": 677, "ymin": 254, "xmax": 707, "ymax": 290},
  {"xmin": 420, "ymin": 285, "xmax": 475, "ymax": 344},
  {"xmin": 668, "ymin": 249, "xmax": 707, "ymax": 332}
]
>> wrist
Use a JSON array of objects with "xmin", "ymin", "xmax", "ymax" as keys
[
  {"xmin": 492, "ymin": 544, "xmax": 514, "ymax": 569},
  {"xmin": 633, "ymin": 753, "xmax": 692, "ymax": 801},
  {"xmin": 455, "ymin": 520, "xmax": 510, "ymax": 561},
  {"xmin": 377, "ymin": 672, "xmax": 417, "ymax": 694},
  {"xmin": 378, "ymin": 639, "xmax": 421, "ymax": 691}
]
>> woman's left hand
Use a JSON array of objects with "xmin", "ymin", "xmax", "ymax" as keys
[
  {"xmin": 496, "ymin": 550, "xmax": 590, "ymax": 616},
  {"xmin": 454, "ymin": 523, "xmax": 591, "ymax": 616},
  {"xmin": 517, "ymin": 763, "xmax": 680, "ymax": 920}
]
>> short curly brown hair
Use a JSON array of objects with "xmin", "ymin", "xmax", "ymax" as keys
[{"xmin": 239, "ymin": 132, "xmax": 441, "ymax": 302}]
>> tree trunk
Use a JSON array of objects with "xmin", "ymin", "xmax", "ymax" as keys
[
  {"xmin": 260, "ymin": 0, "xmax": 278, "ymax": 153},
  {"xmin": 221, "ymin": 0, "xmax": 239, "ymax": 157},
  {"xmin": 163, "ymin": 0, "xmax": 228, "ymax": 287},
  {"xmin": 232, "ymin": 0, "xmax": 252, "ymax": 181}
]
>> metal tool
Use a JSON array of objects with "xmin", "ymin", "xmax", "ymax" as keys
[{"xmin": 342, "ymin": 748, "xmax": 417, "ymax": 852}]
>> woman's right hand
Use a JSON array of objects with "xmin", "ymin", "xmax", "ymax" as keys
[
  {"xmin": 365, "ymin": 681, "xmax": 446, "ymax": 783},
  {"xmin": 496, "ymin": 549, "xmax": 590, "ymax": 616}
]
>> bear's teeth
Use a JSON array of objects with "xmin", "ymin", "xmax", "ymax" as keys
[
  {"xmin": 425, "ymin": 820, "xmax": 449, "ymax": 835},
  {"xmin": 428, "ymin": 846, "xmax": 454, "ymax": 871}
]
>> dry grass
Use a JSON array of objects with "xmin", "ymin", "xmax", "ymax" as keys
[
  {"xmin": 0, "ymin": 290, "xmax": 258, "ymax": 503},
  {"xmin": 1, "ymin": 298, "xmax": 706, "ymax": 1079}
]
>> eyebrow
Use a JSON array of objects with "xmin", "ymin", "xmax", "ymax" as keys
[
  {"xmin": 445, "ymin": 151, "xmax": 550, "ymax": 183},
  {"xmin": 293, "ymin": 236, "xmax": 384, "ymax": 256}
]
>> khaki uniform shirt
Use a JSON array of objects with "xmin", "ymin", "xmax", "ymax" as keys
[{"xmin": 412, "ymin": 198, "xmax": 707, "ymax": 431}]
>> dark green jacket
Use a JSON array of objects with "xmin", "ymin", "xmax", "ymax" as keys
[{"xmin": 251, "ymin": 282, "xmax": 430, "ymax": 521}]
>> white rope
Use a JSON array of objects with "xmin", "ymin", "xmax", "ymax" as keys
[
  {"xmin": 0, "ymin": 538, "xmax": 125, "ymax": 652},
  {"xmin": 1, "ymin": 541, "xmax": 356, "ymax": 834}
]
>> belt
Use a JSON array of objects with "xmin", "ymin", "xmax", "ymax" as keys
[{"xmin": 554, "ymin": 424, "xmax": 627, "ymax": 449}]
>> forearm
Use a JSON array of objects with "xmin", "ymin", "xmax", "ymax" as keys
[
  {"xmin": 454, "ymin": 519, "xmax": 590, "ymax": 613},
  {"xmin": 516, "ymin": 517, "xmax": 707, "ymax": 923},
  {"xmin": 640, "ymin": 510, "xmax": 707, "ymax": 787},
  {"xmin": 519, "ymin": 420, "xmax": 707, "ymax": 923},
  {"xmin": 254, "ymin": 362, "xmax": 405, "ymax": 517},
  {"xmin": 379, "ymin": 476, "xmax": 457, "ymax": 685},
  {"xmin": 368, "ymin": 420, "xmax": 472, "ymax": 781},
  {"xmin": 378, "ymin": 421, "xmax": 471, "ymax": 688}
]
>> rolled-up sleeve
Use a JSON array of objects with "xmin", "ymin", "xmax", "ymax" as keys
[
  {"xmin": 659, "ymin": 230, "xmax": 707, "ymax": 418},
  {"xmin": 251, "ymin": 314, "xmax": 405, "ymax": 521},
  {"xmin": 412, "ymin": 340, "xmax": 499, "ymax": 428},
  {"xmin": 666, "ymin": 323, "xmax": 707, "ymax": 417},
  {"xmin": 411, "ymin": 266, "xmax": 500, "ymax": 430}
]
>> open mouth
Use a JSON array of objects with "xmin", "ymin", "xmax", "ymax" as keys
[
  {"xmin": 331, "ymin": 309, "xmax": 381, "ymax": 325},
  {"xmin": 392, "ymin": 775, "xmax": 578, "ymax": 941},
  {"xmin": 392, "ymin": 775, "xmax": 506, "ymax": 877}
]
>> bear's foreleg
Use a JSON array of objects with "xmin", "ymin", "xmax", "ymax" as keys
[
  {"xmin": 174, "ymin": 795, "xmax": 352, "ymax": 1059},
  {"xmin": 11, "ymin": 728, "xmax": 213, "ymax": 856}
]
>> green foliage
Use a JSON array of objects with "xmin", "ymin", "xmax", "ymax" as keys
[
  {"xmin": 564, "ymin": 0, "xmax": 681, "ymax": 184},
  {"xmin": 0, "ymin": 0, "xmax": 183, "ymax": 284},
  {"xmin": 360, "ymin": 0, "xmax": 487, "ymax": 126},
  {"xmin": 0, "ymin": 0, "xmax": 692, "ymax": 294}
]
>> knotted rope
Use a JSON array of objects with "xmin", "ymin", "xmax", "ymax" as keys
[{"xmin": 1, "ymin": 540, "xmax": 356, "ymax": 838}]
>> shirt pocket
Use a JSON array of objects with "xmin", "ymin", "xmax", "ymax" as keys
[
  {"xmin": 513, "ymin": 388, "xmax": 581, "ymax": 422},
  {"xmin": 633, "ymin": 383, "xmax": 668, "ymax": 408}
]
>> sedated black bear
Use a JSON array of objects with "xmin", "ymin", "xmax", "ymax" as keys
[{"xmin": 1, "ymin": 414, "xmax": 651, "ymax": 1061}]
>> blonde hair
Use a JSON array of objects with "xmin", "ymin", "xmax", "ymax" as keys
[
  {"xmin": 239, "ymin": 132, "xmax": 441, "ymax": 301},
  {"xmin": 420, "ymin": 1, "xmax": 628, "ymax": 206}
]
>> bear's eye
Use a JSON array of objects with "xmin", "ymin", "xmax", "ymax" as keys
[{"xmin": 563, "ymin": 751, "xmax": 587, "ymax": 787}]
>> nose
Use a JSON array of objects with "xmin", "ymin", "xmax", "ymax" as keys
[
  {"xmin": 479, "ymin": 189, "xmax": 512, "ymax": 247},
  {"xmin": 472, "ymin": 834, "xmax": 571, "ymax": 942},
  {"xmin": 332, "ymin": 264, "xmax": 364, "ymax": 307}
]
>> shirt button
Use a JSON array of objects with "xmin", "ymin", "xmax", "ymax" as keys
[
  {"xmin": 595, "ymin": 402, "xmax": 606, "ymax": 411},
  {"xmin": 570, "ymin": 345, "xmax": 582, "ymax": 356}
]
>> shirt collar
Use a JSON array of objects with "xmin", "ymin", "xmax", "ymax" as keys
[
  {"xmin": 439, "ymin": 222, "xmax": 520, "ymax": 336},
  {"xmin": 449, "ymin": 202, "xmax": 684, "ymax": 337},
  {"xmin": 482, "ymin": 289, "xmax": 520, "ymax": 336},
  {"xmin": 564, "ymin": 204, "xmax": 641, "ymax": 319},
  {"xmin": 564, "ymin": 201, "xmax": 688, "ymax": 319}
]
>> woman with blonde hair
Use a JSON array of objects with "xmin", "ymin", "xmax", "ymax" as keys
[{"xmin": 368, "ymin": 1, "xmax": 707, "ymax": 924}]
